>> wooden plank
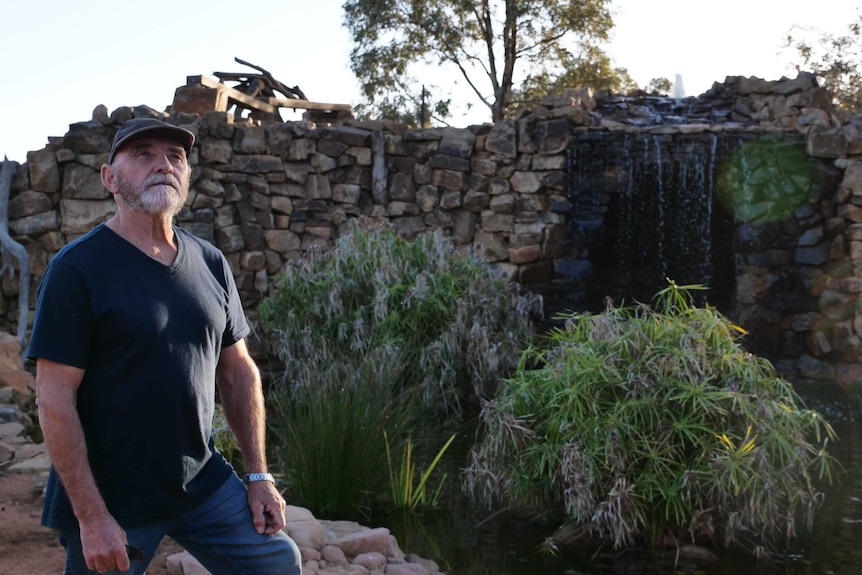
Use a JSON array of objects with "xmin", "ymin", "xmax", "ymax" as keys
[
  {"xmin": 186, "ymin": 75, "xmax": 277, "ymax": 113},
  {"xmin": 227, "ymin": 87, "xmax": 279, "ymax": 114},
  {"xmin": 268, "ymin": 98, "xmax": 352, "ymax": 112},
  {"xmin": 187, "ymin": 75, "xmax": 222, "ymax": 90},
  {"xmin": 186, "ymin": 75, "xmax": 300, "ymax": 115},
  {"xmin": 172, "ymin": 86, "xmax": 229, "ymax": 114}
]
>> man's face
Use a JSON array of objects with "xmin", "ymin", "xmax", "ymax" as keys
[{"xmin": 110, "ymin": 137, "xmax": 191, "ymax": 216}]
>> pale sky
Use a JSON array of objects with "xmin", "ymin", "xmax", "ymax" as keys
[{"xmin": 1, "ymin": 0, "xmax": 858, "ymax": 163}]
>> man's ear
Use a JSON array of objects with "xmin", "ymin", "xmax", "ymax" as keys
[{"xmin": 101, "ymin": 164, "xmax": 119, "ymax": 196}]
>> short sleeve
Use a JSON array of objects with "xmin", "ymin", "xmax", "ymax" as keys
[
  {"xmin": 220, "ymin": 256, "xmax": 250, "ymax": 348},
  {"xmin": 27, "ymin": 259, "xmax": 93, "ymax": 368}
]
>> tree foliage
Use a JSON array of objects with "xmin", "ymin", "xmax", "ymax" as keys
[
  {"xmin": 784, "ymin": 12, "xmax": 862, "ymax": 110},
  {"xmin": 644, "ymin": 76, "xmax": 672, "ymax": 95},
  {"xmin": 343, "ymin": 0, "xmax": 619, "ymax": 124}
]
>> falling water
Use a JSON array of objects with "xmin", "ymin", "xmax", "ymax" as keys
[{"xmin": 563, "ymin": 131, "xmax": 737, "ymax": 313}]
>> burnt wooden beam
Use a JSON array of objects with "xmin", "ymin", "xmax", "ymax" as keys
[
  {"xmin": 268, "ymin": 98, "xmax": 352, "ymax": 112},
  {"xmin": 186, "ymin": 75, "xmax": 279, "ymax": 115},
  {"xmin": 233, "ymin": 57, "xmax": 308, "ymax": 100},
  {"xmin": 180, "ymin": 75, "xmax": 351, "ymax": 116}
]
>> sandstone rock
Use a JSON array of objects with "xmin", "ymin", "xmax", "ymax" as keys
[
  {"xmin": 9, "ymin": 190, "xmax": 54, "ymax": 220},
  {"xmin": 8, "ymin": 451, "xmax": 51, "ymax": 473},
  {"xmin": 484, "ymin": 121, "xmax": 517, "ymax": 158},
  {"xmin": 508, "ymin": 244, "xmax": 541, "ymax": 264},
  {"xmin": 353, "ymin": 552, "xmax": 386, "ymax": 571},
  {"xmin": 0, "ymin": 404, "xmax": 28, "ymax": 425},
  {"xmin": 0, "ymin": 442, "xmax": 13, "ymax": 467},
  {"xmin": 63, "ymin": 121, "xmax": 111, "ymax": 154},
  {"xmin": 481, "ymin": 211, "xmax": 514, "ymax": 233},
  {"xmin": 384, "ymin": 562, "xmax": 429, "ymax": 575},
  {"xmin": 62, "ymin": 163, "xmax": 108, "ymax": 200},
  {"xmin": 264, "ymin": 229, "xmax": 301, "ymax": 253},
  {"xmin": 229, "ymin": 155, "xmax": 284, "ymax": 173},
  {"xmin": 431, "ymin": 169, "xmax": 465, "ymax": 192},
  {"xmin": 677, "ymin": 544, "xmax": 719, "ymax": 562},
  {"xmin": 201, "ymin": 140, "xmax": 232, "ymax": 164},
  {"xmin": 59, "ymin": 198, "xmax": 114, "ymax": 234},
  {"xmin": 331, "ymin": 527, "xmax": 391, "ymax": 558},
  {"xmin": 0, "ymin": 332, "xmax": 35, "ymax": 396},
  {"xmin": 234, "ymin": 126, "xmax": 267, "ymax": 155},
  {"xmin": 285, "ymin": 507, "xmax": 326, "ymax": 549},
  {"xmin": 321, "ymin": 544, "xmax": 349, "ymax": 566},
  {"xmin": 510, "ymin": 172, "xmax": 541, "ymax": 194},
  {"xmin": 807, "ymin": 125, "xmax": 847, "ymax": 158},
  {"xmin": 26, "ymin": 150, "xmax": 60, "ymax": 193}
]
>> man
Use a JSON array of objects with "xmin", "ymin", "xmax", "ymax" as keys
[{"xmin": 28, "ymin": 117, "xmax": 302, "ymax": 575}]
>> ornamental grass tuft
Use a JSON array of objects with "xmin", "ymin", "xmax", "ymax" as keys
[
  {"xmin": 463, "ymin": 280, "xmax": 838, "ymax": 557},
  {"xmin": 259, "ymin": 223, "xmax": 540, "ymax": 517}
]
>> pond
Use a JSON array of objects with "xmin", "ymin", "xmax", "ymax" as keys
[{"xmin": 371, "ymin": 391, "xmax": 862, "ymax": 575}]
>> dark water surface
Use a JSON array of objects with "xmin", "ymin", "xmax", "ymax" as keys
[{"xmin": 374, "ymin": 395, "xmax": 862, "ymax": 575}]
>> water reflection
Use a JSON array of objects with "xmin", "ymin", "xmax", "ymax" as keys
[{"xmin": 376, "ymin": 395, "xmax": 862, "ymax": 575}]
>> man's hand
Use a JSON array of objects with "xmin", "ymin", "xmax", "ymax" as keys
[
  {"xmin": 247, "ymin": 480, "xmax": 287, "ymax": 534},
  {"xmin": 78, "ymin": 512, "xmax": 131, "ymax": 573}
]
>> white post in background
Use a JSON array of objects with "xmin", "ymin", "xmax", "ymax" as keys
[{"xmin": 672, "ymin": 74, "xmax": 686, "ymax": 99}]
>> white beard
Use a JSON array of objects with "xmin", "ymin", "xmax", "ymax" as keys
[{"xmin": 116, "ymin": 172, "xmax": 188, "ymax": 216}]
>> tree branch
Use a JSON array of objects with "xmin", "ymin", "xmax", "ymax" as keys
[{"xmin": 0, "ymin": 158, "xmax": 30, "ymax": 348}]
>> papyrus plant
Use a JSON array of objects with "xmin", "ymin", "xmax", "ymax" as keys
[{"xmin": 464, "ymin": 281, "xmax": 837, "ymax": 557}]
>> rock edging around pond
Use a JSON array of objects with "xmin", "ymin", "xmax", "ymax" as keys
[{"xmin": 169, "ymin": 508, "xmax": 444, "ymax": 575}]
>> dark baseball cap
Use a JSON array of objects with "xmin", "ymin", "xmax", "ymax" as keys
[{"xmin": 108, "ymin": 118, "xmax": 195, "ymax": 163}]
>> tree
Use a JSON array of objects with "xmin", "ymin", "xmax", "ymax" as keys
[
  {"xmin": 644, "ymin": 76, "xmax": 672, "ymax": 95},
  {"xmin": 0, "ymin": 159, "xmax": 29, "ymax": 348},
  {"xmin": 514, "ymin": 42, "xmax": 638, "ymax": 104},
  {"xmin": 784, "ymin": 12, "xmax": 862, "ymax": 110},
  {"xmin": 343, "ymin": 0, "xmax": 617, "ymax": 124}
]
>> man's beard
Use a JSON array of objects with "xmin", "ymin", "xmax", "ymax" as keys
[{"xmin": 115, "ymin": 172, "xmax": 188, "ymax": 216}]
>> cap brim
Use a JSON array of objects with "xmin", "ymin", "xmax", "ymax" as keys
[{"xmin": 109, "ymin": 125, "xmax": 195, "ymax": 163}]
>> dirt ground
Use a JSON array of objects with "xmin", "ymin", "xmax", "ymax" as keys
[{"xmin": 0, "ymin": 470, "xmax": 182, "ymax": 575}]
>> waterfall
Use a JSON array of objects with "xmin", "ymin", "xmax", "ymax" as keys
[{"xmin": 564, "ymin": 131, "xmax": 736, "ymax": 312}]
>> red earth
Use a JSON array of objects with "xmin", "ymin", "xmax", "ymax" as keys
[{"xmin": 0, "ymin": 470, "xmax": 182, "ymax": 575}]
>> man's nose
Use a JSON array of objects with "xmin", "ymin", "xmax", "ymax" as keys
[{"xmin": 153, "ymin": 153, "xmax": 174, "ymax": 173}]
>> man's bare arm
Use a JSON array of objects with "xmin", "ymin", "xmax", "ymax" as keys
[
  {"xmin": 216, "ymin": 340, "xmax": 285, "ymax": 534},
  {"xmin": 35, "ymin": 358, "xmax": 130, "ymax": 572},
  {"xmin": 216, "ymin": 339, "xmax": 267, "ymax": 473}
]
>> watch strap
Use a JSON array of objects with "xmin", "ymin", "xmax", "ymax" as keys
[{"xmin": 244, "ymin": 472, "xmax": 275, "ymax": 485}]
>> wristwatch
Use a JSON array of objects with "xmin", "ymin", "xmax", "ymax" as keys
[{"xmin": 244, "ymin": 472, "xmax": 275, "ymax": 485}]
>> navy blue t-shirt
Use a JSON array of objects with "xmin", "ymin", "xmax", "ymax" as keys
[{"xmin": 27, "ymin": 223, "xmax": 249, "ymax": 529}]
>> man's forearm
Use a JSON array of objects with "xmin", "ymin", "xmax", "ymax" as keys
[
  {"xmin": 217, "ymin": 342, "xmax": 269, "ymax": 473},
  {"xmin": 38, "ymin": 396, "xmax": 110, "ymax": 523},
  {"xmin": 223, "ymin": 381, "xmax": 268, "ymax": 473}
]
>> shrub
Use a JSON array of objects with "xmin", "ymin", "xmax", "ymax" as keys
[
  {"xmin": 463, "ymin": 281, "xmax": 837, "ymax": 557},
  {"xmin": 259, "ymin": 224, "xmax": 541, "ymax": 516}
]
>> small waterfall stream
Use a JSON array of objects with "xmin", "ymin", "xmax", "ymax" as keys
[{"xmin": 562, "ymin": 130, "xmax": 740, "ymax": 314}]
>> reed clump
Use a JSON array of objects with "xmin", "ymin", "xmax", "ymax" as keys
[
  {"xmin": 259, "ymin": 224, "xmax": 540, "ymax": 516},
  {"xmin": 463, "ymin": 281, "xmax": 837, "ymax": 557}
]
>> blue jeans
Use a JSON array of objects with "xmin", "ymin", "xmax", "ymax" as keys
[{"xmin": 58, "ymin": 474, "xmax": 302, "ymax": 575}]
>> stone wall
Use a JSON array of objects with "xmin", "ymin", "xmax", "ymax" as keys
[{"xmin": 7, "ymin": 72, "xmax": 862, "ymax": 390}]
